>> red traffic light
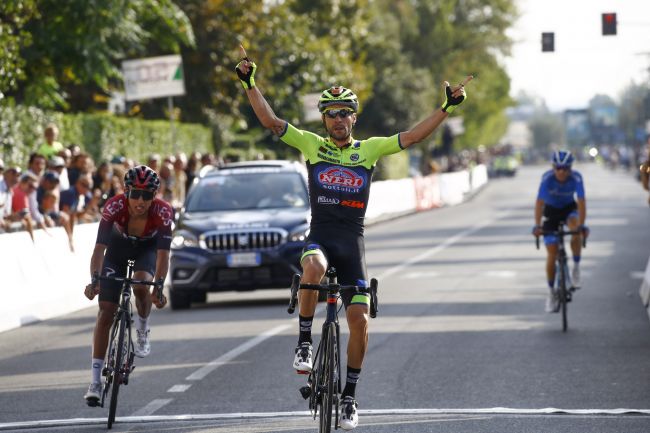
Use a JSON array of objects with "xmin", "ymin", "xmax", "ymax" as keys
[{"xmin": 602, "ymin": 12, "xmax": 617, "ymax": 35}]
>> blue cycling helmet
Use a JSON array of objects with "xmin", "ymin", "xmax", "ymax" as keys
[{"xmin": 552, "ymin": 150, "xmax": 574, "ymax": 167}]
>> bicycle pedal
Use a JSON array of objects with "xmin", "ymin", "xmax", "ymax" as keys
[
  {"xmin": 85, "ymin": 398, "xmax": 100, "ymax": 407},
  {"xmin": 299, "ymin": 386, "xmax": 312, "ymax": 400},
  {"xmin": 296, "ymin": 370, "xmax": 310, "ymax": 375}
]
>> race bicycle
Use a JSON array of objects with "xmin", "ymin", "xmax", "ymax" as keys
[
  {"xmin": 288, "ymin": 268, "xmax": 378, "ymax": 433},
  {"xmin": 536, "ymin": 223, "xmax": 587, "ymax": 332},
  {"xmin": 90, "ymin": 259, "xmax": 162, "ymax": 429}
]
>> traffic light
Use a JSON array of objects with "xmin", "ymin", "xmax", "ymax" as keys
[
  {"xmin": 541, "ymin": 32, "xmax": 554, "ymax": 52},
  {"xmin": 602, "ymin": 13, "xmax": 617, "ymax": 35}
]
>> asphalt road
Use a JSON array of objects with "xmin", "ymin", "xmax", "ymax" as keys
[{"xmin": 1, "ymin": 162, "xmax": 649, "ymax": 433}]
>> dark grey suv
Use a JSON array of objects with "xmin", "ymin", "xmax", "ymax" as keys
[{"xmin": 169, "ymin": 160, "xmax": 310, "ymax": 309}]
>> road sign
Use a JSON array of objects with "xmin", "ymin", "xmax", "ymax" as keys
[{"xmin": 122, "ymin": 55, "xmax": 185, "ymax": 101}]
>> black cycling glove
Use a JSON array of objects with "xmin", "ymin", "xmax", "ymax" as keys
[
  {"xmin": 441, "ymin": 84, "xmax": 467, "ymax": 113},
  {"xmin": 235, "ymin": 57, "xmax": 257, "ymax": 90}
]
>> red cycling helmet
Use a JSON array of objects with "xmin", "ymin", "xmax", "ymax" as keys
[{"xmin": 124, "ymin": 165, "xmax": 160, "ymax": 191}]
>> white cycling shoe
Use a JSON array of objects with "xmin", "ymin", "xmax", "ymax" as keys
[
  {"xmin": 339, "ymin": 396, "xmax": 359, "ymax": 430},
  {"xmin": 135, "ymin": 329, "xmax": 151, "ymax": 358},
  {"xmin": 572, "ymin": 266, "xmax": 581, "ymax": 288},
  {"xmin": 545, "ymin": 291, "xmax": 559, "ymax": 313},
  {"xmin": 84, "ymin": 382, "xmax": 102, "ymax": 406},
  {"xmin": 293, "ymin": 342, "xmax": 313, "ymax": 373}
]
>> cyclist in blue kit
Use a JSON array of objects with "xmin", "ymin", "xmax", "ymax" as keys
[
  {"xmin": 533, "ymin": 151, "xmax": 589, "ymax": 313},
  {"xmin": 236, "ymin": 45, "xmax": 471, "ymax": 430}
]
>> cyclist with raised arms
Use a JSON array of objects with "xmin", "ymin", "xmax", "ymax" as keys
[
  {"xmin": 83, "ymin": 165, "xmax": 173, "ymax": 405},
  {"xmin": 533, "ymin": 151, "xmax": 589, "ymax": 313},
  {"xmin": 236, "ymin": 45, "xmax": 471, "ymax": 430}
]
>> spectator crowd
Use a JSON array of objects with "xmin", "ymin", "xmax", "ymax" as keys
[{"xmin": 0, "ymin": 123, "xmax": 223, "ymax": 251}]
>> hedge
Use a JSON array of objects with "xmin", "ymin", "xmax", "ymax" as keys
[{"xmin": 0, "ymin": 104, "xmax": 212, "ymax": 166}]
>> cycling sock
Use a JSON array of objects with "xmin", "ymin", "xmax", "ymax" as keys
[
  {"xmin": 137, "ymin": 315, "xmax": 148, "ymax": 332},
  {"xmin": 342, "ymin": 366, "xmax": 361, "ymax": 398},
  {"xmin": 298, "ymin": 315, "xmax": 313, "ymax": 344},
  {"xmin": 573, "ymin": 256, "xmax": 581, "ymax": 264},
  {"xmin": 92, "ymin": 358, "xmax": 103, "ymax": 384}
]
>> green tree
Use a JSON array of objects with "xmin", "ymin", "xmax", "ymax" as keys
[
  {"xmin": 0, "ymin": 0, "xmax": 37, "ymax": 95},
  {"xmin": 6, "ymin": 0, "xmax": 195, "ymax": 110}
]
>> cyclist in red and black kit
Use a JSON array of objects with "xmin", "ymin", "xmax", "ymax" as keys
[
  {"xmin": 83, "ymin": 165, "xmax": 173, "ymax": 405},
  {"xmin": 237, "ymin": 45, "xmax": 471, "ymax": 430}
]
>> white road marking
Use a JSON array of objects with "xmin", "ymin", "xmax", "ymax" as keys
[
  {"xmin": 484, "ymin": 270, "xmax": 516, "ymax": 278},
  {"xmin": 377, "ymin": 216, "xmax": 501, "ymax": 281},
  {"xmin": 403, "ymin": 271, "xmax": 440, "ymax": 279},
  {"xmin": 130, "ymin": 399, "xmax": 173, "ymax": 416},
  {"xmin": 631, "ymin": 271, "xmax": 645, "ymax": 280},
  {"xmin": 3, "ymin": 407, "xmax": 650, "ymax": 430},
  {"xmin": 185, "ymin": 323, "xmax": 292, "ymax": 381},
  {"xmin": 167, "ymin": 384, "xmax": 192, "ymax": 393}
]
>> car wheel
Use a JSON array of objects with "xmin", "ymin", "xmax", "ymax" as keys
[
  {"xmin": 191, "ymin": 291, "xmax": 207, "ymax": 304},
  {"xmin": 170, "ymin": 289, "xmax": 191, "ymax": 310}
]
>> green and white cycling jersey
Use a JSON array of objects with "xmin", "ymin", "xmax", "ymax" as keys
[{"xmin": 280, "ymin": 122, "xmax": 404, "ymax": 234}]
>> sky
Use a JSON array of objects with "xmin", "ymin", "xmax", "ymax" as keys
[{"xmin": 503, "ymin": 0, "xmax": 650, "ymax": 112}]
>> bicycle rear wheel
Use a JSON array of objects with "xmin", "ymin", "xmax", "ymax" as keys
[
  {"xmin": 318, "ymin": 323, "xmax": 336, "ymax": 433},
  {"xmin": 107, "ymin": 314, "xmax": 127, "ymax": 429}
]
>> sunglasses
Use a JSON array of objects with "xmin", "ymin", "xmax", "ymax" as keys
[
  {"xmin": 128, "ymin": 189, "xmax": 155, "ymax": 201},
  {"xmin": 324, "ymin": 109, "xmax": 354, "ymax": 119},
  {"xmin": 554, "ymin": 166, "xmax": 570, "ymax": 171}
]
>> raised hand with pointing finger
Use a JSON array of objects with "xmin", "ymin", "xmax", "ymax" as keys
[
  {"xmin": 441, "ymin": 75, "xmax": 473, "ymax": 113},
  {"xmin": 235, "ymin": 45, "xmax": 257, "ymax": 90}
]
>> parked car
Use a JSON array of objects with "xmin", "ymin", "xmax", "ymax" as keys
[{"xmin": 169, "ymin": 160, "xmax": 310, "ymax": 309}]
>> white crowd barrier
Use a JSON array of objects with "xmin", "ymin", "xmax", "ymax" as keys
[
  {"xmin": 0, "ymin": 164, "xmax": 488, "ymax": 333},
  {"xmin": 0, "ymin": 223, "xmax": 98, "ymax": 333}
]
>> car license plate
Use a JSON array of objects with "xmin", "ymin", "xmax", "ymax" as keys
[{"xmin": 226, "ymin": 252, "xmax": 261, "ymax": 268}]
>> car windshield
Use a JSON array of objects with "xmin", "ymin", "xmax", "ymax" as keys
[{"xmin": 185, "ymin": 171, "xmax": 309, "ymax": 212}]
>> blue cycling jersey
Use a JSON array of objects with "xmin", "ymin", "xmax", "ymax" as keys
[{"xmin": 537, "ymin": 169, "xmax": 585, "ymax": 208}]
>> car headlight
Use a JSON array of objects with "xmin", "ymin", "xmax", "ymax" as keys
[
  {"xmin": 289, "ymin": 225, "xmax": 310, "ymax": 242},
  {"xmin": 171, "ymin": 230, "xmax": 199, "ymax": 249}
]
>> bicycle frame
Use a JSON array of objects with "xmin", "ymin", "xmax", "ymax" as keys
[
  {"xmin": 537, "ymin": 223, "xmax": 586, "ymax": 332},
  {"xmin": 96, "ymin": 259, "xmax": 159, "ymax": 429},
  {"xmin": 288, "ymin": 268, "xmax": 378, "ymax": 433}
]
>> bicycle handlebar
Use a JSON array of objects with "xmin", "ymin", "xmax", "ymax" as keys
[
  {"xmin": 287, "ymin": 273, "xmax": 379, "ymax": 318},
  {"xmin": 96, "ymin": 274, "xmax": 160, "ymax": 287},
  {"xmin": 535, "ymin": 229, "xmax": 587, "ymax": 249}
]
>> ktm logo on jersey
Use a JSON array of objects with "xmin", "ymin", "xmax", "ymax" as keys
[{"xmin": 341, "ymin": 200, "xmax": 364, "ymax": 209}]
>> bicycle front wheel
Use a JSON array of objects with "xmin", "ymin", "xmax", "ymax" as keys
[
  {"xmin": 318, "ymin": 323, "xmax": 337, "ymax": 433},
  {"xmin": 108, "ymin": 314, "xmax": 127, "ymax": 429}
]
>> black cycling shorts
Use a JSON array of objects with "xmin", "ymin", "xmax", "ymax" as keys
[
  {"xmin": 542, "ymin": 202, "xmax": 578, "ymax": 245},
  {"xmin": 542, "ymin": 202, "xmax": 578, "ymax": 231},
  {"xmin": 300, "ymin": 227, "xmax": 369, "ymax": 308},
  {"xmin": 98, "ymin": 231, "xmax": 157, "ymax": 304}
]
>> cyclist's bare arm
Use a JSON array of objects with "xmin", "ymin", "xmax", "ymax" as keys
[
  {"xmin": 237, "ymin": 45, "xmax": 286, "ymax": 135},
  {"xmin": 85, "ymin": 243, "xmax": 106, "ymax": 299},
  {"xmin": 90, "ymin": 243, "xmax": 107, "ymax": 278},
  {"xmin": 400, "ymin": 76, "xmax": 472, "ymax": 149},
  {"xmin": 244, "ymin": 86, "xmax": 286, "ymax": 135},
  {"xmin": 399, "ymin": 109, "xmax": 449, "ymax": 149},
  {"xmin": 154, "ymin": 249, "xmax": 170, "ymax": 283},
  {"xmin": 152, "ymin": 249, "xmax": 170, "ymax": 308},
  {"xmin": 577, "ymin": 198, "xmax": 586, "ymax": 227}
]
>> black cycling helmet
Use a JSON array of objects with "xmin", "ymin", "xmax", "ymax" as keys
[
  {"xmin": 318, "ymin": 86, "xmax": 359, "ymax": 113},
  {"xmin": 124, "ymin": 165, "xmax": 160, "ymax": 191}
]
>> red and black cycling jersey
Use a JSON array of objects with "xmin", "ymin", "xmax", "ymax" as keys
[{"xmin": 96, "ymin": 194, "xmax": 174, "ymax": 250}]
